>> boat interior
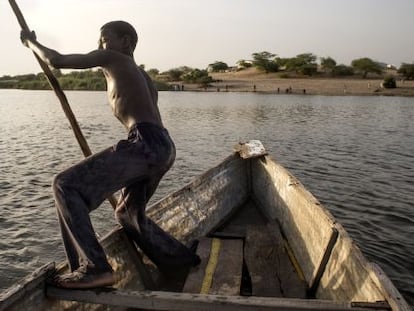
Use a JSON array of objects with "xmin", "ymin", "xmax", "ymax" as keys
[{"xmin": 146, "ymin": 198, "xmax": 308, "ymax": 299}]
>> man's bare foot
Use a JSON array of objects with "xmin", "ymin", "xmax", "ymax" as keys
[{"xmin": 53, "ymin": 269, "xmax": 115, "ymax": 289}]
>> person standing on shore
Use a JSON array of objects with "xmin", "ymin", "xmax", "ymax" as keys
[{"xmin": 20, "ymin": 20, "xmax": 200, "ymax": 289}]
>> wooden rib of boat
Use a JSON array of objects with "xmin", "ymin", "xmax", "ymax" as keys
[{"xmin": 0, "ymin": 140, "xmax": 410, "ymax": 311}]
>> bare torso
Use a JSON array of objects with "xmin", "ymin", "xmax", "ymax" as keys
[
  {"xmin": 21, "ymin": 27, "xmax": 163, "ymax": 131},
  {"xmin": 103, "ymin": 54, "xmax": 162, "ymax": 130}
]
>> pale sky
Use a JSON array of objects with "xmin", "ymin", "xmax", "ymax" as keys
[{"xmin": 1, "ymin": 0, "xmax": 413, "ymax": 76}]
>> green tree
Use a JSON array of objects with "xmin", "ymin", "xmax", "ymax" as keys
[
  {"xmin": 398, "ymin": 63, "xmax": 414, "ymax": 80},
  {"xmin": 164, "ymin": 66, "xmax": 193, "ymax": 81},
  {"xmin": 182, "ymin": 69, "xmax": 213, "ymax": 86},
  {"xmin": 208, "ymin": 61, "xmax": 228, "ymax": 72},
  {"xmin": 146, "ymin": 68, "xmax": 159, "ymax": 79},
  {"xmin": 275, "ymin": 57, "xmax": 290, "ymax": 67},
  {"xmin": 332, "ymin": 64, "xmax": 354, "ymax": 76},
  {"xmin": 236, "ymin": 60, "xmax": 252, "ymax": 69},
  {"xmin": 165, "ymin": 68, "xmax": 183, "ymax": 81},
  {"xmin": 0, "ymin": 75, "xmax": 12, "ymax": 81},
  {"xmin": 252, "ymin": 51, "xmax": 279, "ymax": 73},
  {"xmin": 285, "ymin": 53, "xmax": 318, "ymax": 76},
  {"xmin": 17, "ymin": 73, "xmax": 37, "ymax": 81},
  {"xmin": 320, "ymin": 57, "xmax": 337, "ymax": 74},
  {"xmin": 351, "ymin": 58, "xmax": 383, "ymax": 78}
]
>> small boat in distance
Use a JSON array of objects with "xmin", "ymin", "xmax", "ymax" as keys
[{"xmin": 0, "ymin": 141, "xmax": 410, "ymax": 310}]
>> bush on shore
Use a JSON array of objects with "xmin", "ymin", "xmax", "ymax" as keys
[
  {"xmin": 0, "ymin": 69, "xmax": 170, "ymax": 91},
  {"xmin": 382, "ymin": 76, "xmax": 397, "ymax": 89}
]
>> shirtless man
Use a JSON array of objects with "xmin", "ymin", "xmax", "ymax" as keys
[{"xmin": 21, "ymin": 21, "xmax": 200, "ymax": 289}]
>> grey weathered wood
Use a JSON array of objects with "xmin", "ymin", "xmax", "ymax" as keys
[
  {"xmin": 211, "ymin": 199, "xmax": 267, "ymax": 239},
  {"xmin": 210, "ymin": 239, "xmax": 243, "ymax": 295},
  {"xmin": 0, "ymin": 262, "xmax": 54, "ymax": 311},
  {"xmin": 209, "ymin": 227, "xmax": 246, "ymax": 239},
  {"xmin": 368, "ymin": 263, "xmax": 411, "ymax": 311},
  {"xmin": 249, "ymin": 154, "xmax": 410, "ymax": 310},
  {"xmin": 183, "ymin": 238, "xmax": 243, "ymax": 296},
  {"xmin": 183, "ymin": 238, "xmax": 213, "ymax": 293},
  {"xmin": 251, "ymin": 156, "xmax": 337, "ymax": 288},
  {"xmin": 46, "ymin": 287, "xmax": 388, "ymax": 311},
  {"xmin": 245, "ymin": 226, "xmax": 282, "ymax": 297},
  {"xmin": 308, "ymin": 227, "xmax": 338, "ymax": 295},
  {"xmin": 1, "ymin": 144, "xmax": 409, "ymax": 310},
  {"xmin": 147, "ymin": 154, "xmax": 249, "ymax": 243},
  {"xmin": 316, "ymin": 223, "xmax": 408, "ymax": 307},
  {"xmin": 98, "ymin": 227, "xmax": 146, "ymax": 291},
  {"xmin": 245, "ymin": 224, "xmax": 307, "ymax": 298},
  {"xmin": 234, "ymin": 140, "xmax": 268, "ymax": 159}
]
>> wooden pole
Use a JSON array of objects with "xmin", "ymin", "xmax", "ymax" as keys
[{"xmin": 9, "ymin": 0, "xmax": 118, "ymax": 209}]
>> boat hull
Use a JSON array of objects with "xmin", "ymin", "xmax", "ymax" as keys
[{"xmin": 0, "ymin": 142, "xmax": 410, "ymax": 310}]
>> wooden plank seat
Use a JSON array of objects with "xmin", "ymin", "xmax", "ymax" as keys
[
  {"xmin": 244, "ymin": 224, "xmax": 307, "ymax": 298},
  {"xmin": 183, "ymin": 238, "xmax": 244, "ymax": 295},
  {"xmin": 207, "ymin": 199, "xmax": 308, "ymax": 299}
]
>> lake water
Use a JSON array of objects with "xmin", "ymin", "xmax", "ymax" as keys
[{"xmin": 0, "ymin": 89, "xmax": 413, "ymax": 305}]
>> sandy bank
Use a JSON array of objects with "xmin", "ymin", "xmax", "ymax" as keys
[{"xmin": 179, "ymin": 68, "xmax": 414, "ymax": 97}]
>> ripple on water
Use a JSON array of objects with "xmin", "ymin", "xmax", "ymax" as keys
[{"xmin": 0, "ymin": 91, "xmax": 413, "ymax": 306}]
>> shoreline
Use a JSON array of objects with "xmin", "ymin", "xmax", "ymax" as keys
[{"xmin": 179, "ymin": 69, "xmax": 414, "ymax": 97}]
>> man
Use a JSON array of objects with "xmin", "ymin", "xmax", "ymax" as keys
[{"xmin": 21, "ymin": 21, "xmax": 200, "ymax": 289}]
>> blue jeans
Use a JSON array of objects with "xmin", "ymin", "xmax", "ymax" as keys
[{"xmin": 52, "ymin": 123, "xmax": 199, "ymax": 274}]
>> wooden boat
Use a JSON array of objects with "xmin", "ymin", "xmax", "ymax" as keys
[{"xmin": 0, "ymin": 141, "xmax": 410, "ymax": 311}]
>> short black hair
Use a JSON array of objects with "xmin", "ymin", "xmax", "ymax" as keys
[{"xmin": 100, "ymin": 21, "xmax": 138, "ymax": 51}]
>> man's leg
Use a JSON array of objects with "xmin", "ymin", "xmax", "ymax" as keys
[
  {"xmin": 115, "ymin": 178, "xmax": 200, "ymax": 273},
  {"xmin": 52, "ymin": 142, "xmax": 157, "ymax": 288}
]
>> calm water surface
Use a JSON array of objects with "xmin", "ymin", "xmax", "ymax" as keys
[{"xmin": 0, "ymin": 90, "xmax": 413, "ymax": 305}]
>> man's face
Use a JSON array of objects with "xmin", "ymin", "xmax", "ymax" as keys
[{"xmin": 98, "ymin": 28, "xmax": 123, "ymax": 51}]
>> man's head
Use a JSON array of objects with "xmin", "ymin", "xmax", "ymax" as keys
[{"xmin": 99, "ymin": 21, "xmax": 138, "ymax": 55}]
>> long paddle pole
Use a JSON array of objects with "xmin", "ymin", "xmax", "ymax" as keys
[{"xmin": 9, "ymin": 0, "xmax": 118, "ymax": 209}]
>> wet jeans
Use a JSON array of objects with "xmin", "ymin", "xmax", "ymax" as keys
[{"xmin": 52, "ymin": 123, "xmax": 199, "ymax": 273}]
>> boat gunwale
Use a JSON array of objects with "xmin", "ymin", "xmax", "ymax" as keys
[{"xmin": 0, "ymin": 262, "xmax": 55, "ymax": 311}]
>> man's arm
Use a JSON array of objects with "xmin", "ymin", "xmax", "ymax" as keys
[{"xmin": 21, "ymin": 30, "xmax": 112, "ymax": 70}]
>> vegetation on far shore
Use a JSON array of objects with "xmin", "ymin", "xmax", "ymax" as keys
[{"xmin": 1, "ymin": 52, "xmax": 414, "ymax": 91}]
